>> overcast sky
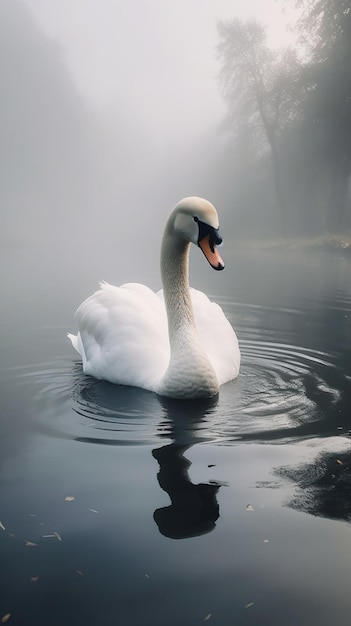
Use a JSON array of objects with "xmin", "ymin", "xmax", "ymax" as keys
[
  {"xmin": 1, "ymin": 0, "xmax": 301, "ymax": 291},
  {"xmin": 23, "ymin": 0, "xmax": 298, "ymax": 143}
]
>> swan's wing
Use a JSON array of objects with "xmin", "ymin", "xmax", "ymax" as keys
[
  {"xmin": 190, "ymin": 288, "xmax": 240, "ymax": 385},
  {"xmin": 71, "ymin": 282, "xmax": 170, "ymax": 391}
]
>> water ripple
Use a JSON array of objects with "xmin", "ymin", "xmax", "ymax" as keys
[{"xmin": 13, "ymin": 300, "xmax": 351, "ymax": 446}]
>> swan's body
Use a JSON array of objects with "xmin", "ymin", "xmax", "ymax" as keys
[{"xmin": 68, "ymin": 197, "xmax": 240, "ymax": 399}]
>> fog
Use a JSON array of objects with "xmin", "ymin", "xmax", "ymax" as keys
[
  {"xmin": 2, "ymin": 8, "xmax": 351, "ymax": 618},
  {"xmin": 22, "ymin": 0, "xmax": 294, "ymax": 129},
  {"xmin": 0, "ymin": 0, "xmax": 298, "ymax": 289},
  {"xmin": 1, "ymin": 0, "xmax": 349, "ymax": 297}
]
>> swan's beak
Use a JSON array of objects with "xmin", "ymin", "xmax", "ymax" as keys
[{"xmin": 199, "ymin": 233, "xmax": 225, "ymax": 271}]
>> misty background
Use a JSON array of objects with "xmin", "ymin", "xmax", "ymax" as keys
[
  {"xmin": 1, "ymin": 0, "xmax": 350, "ymax": 297},
  {"xmin": 2, "ymin": 6, "xmax": 351, "ymax": 623}
]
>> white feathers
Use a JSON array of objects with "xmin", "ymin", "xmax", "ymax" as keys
[
  {"xmin": 68, "ymin": 197, "xmax": 240, "ymax": 398},
  {"xmin": 71, "ymin": 282, "xmax": 170, "ymax": 391}
]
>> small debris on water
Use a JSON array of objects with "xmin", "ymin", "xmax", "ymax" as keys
[
  {"xmin": 246, "ymin": 504, "xmax": 254, "ymax": 511},
  {"xmin": 30, "ymin": 576, "xmax": 39, "ymax": 583},
  {"xmin": 336, "ymin": 459, "xmax": 344, "ymax": 465},
  {"xmin": 1, "ymin": 614, "xmax": 11, "ymax": 623},
  {"xmin": 25, "ymin": 541, "xmax": 37, "ymax": 547},
  {"xmin": 203, "ymin": 613, "xmax": 212, "ymax": 621},
  {"xmin": 76, "ymin": 570, "xmax": 84, "ymax": 576},
  {"xmin": 65, "ymin": 496, "xmax": 75, "ymax": 502},
  {"xmin": 54, "ymin": 532, "xmax": 62, "ymax": 542},
  {"xmin": 88, "ymin": 509, "xmax": 99, "ymax": 513},
  {"xmin": 245, "ymin": 602, "xmax": 254, "ymax": 609},
  {"xmin": 0, "ymin": 522, "xmax": 5, "ymax": 531}
]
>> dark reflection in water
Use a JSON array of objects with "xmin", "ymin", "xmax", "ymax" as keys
[
  {"xmin": 277, "ymin": 448, "xmax": 351, "ymax": 523},
  {"xmin": 3, "ymin": 249, "xmax": 351, "ymax": 625},
  {"xmin": 153, "ymin": 397, "xmax": 220, "ymax": 539},
  {"xmin": 76, "ymin": 382, "xmax": 222, "ymax": 538},
  {"xmin": 152, "ymin": 444, "xmax": 220, "ymax": 539}
]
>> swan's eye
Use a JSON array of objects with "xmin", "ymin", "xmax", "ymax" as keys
[{"xmin": 193, "ymin": 216, "xmax": 199, "ymax": 222}]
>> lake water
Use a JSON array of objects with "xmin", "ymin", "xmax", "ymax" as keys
[{"xmin": 1, "ymin": 244, "xmax": 351, "ymax": 626}]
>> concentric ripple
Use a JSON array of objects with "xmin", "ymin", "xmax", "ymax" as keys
[
  {"xmin": 211, "ymin": 338, "xmax": 343, "ymax": 443},
  {"xmin": 15, "ymin": 299, "xmax": 351, "ymax": 446}
]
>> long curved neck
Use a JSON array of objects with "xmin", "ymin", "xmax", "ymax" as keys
[
  {"xmin": 158, "ymin": 223, "xmax": 219, "ymax": 399},
  {"xmin": 160, "ymin": 230, "xmax": 194, "ymax": 339}
]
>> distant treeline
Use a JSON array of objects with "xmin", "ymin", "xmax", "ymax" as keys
[{"xmin": 217, "ymin": 0, "xmax": 351, "ymax": 237}]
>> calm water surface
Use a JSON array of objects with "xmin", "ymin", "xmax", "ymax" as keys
[{"xmin": 1, "ymin": 246, "xmax": 351, "ymax": 625}]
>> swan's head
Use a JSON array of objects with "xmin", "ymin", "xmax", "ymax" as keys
[{"xmin": 171, "ymin": 197, "xmax": 225, "ymax": 271}]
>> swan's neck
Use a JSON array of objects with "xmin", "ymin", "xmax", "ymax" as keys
[
  {"xmin": 161, "ymin": 233, "xmax": 194, "ymax": 335},
  {"xmin": 158, "ymin": 229, "xmax": 219, "ymax": 399}
]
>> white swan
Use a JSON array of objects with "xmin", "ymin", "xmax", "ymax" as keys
[{"xmin": 68, "ymin": 197, "xmax": 240, "ymax": 399}]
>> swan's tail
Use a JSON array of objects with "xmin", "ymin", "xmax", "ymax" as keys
[
  {"xmin": 67, "ymin": 332, "xmax": 88, "ymax": 370},
  {"xmin": 67, "ymin": 333, "xmax": 80, "ymax": 353}
]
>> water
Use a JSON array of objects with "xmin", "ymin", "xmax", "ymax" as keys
[{"xmin": 1, "ymin": 245, "xmax": 351, "ymax": 625}]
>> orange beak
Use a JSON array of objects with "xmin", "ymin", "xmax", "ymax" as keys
[{"xmin": 199, "ymin": 233, "xmax": 224, "ymax": 271}]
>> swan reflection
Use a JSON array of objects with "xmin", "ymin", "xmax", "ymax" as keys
[
  {"xmin": 72, "ymin": 377, "xmax": 223, "ymax": 539},
  {"xmin": 152, "ymin": 443, "xmax": 220, "ymax": 539},
  {"xmin": 152, "ymin": 396, "xmax": 221, "ymax": 539}
]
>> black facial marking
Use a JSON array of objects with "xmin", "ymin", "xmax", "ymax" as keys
[{"xmin": 196, "ymin": 219, "xmax": 222, "ymax": 251}]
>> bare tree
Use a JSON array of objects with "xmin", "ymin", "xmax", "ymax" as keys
[
  {"xmin": 217, "ymin": 18, "xmax": 300, "ymax": 234},
  {"xmin": 293, "ymin": 0, "xmax": 351, "ymax": 232}
]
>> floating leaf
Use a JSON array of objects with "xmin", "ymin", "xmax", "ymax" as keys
[
  {"xmin": 336, "ymin": 459, "xmax": 344, "ymax": 465},
  {"xmin": 1, "ymin": 614, "xmax": 11, "ymax": 623},
  {"xmin": 65, "ymin": 496, "xmax": 75, "ymax": 502}
]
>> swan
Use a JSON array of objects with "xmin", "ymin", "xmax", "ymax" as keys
[{"xmin": 68, "ymin": 197, "xmax": 240, "ymax": 399}]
